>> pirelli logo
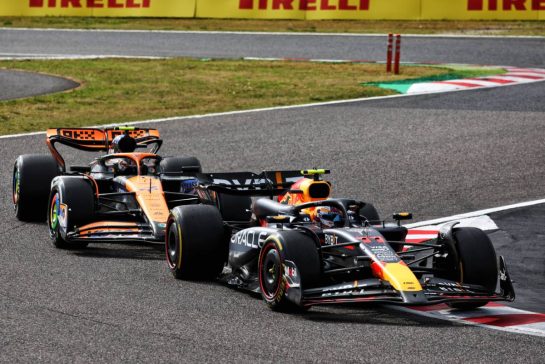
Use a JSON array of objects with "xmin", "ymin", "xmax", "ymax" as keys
[
  {"xmin": 239, "ymin": 0, "xmax": 370, "ymax": 11},
  {"xmin": 29, "ymin": 0, "xmax": 151, "ymax": 8},
  {"xmin": 467, "ymin": 0, "xmax": 545, "ymax": 10}
]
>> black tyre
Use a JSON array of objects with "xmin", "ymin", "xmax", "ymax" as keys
[
  {"xmin": 447, "ymin": 227, "xmax": 498, "ymax": 310},
  {"xmin": 217, "ymin": 193, "xmax": 252, "ymax": 222},
  {"xmin": 160, "ymin": 156, "xmax": 202, "ymax": 175},
  {"xmin": 13, "ymin": 154, "xmax": 60, "ymax": 222},
  {"xmin": 258, "ymin": 230, "xmax": 321, "ymax": 311},
  {"xmin": 160, "ymin": 156, "xmax": 202, "ymax": 193},
  {"xmin": 166, "ymin": 204, "xmax": 227, "ymax": 279},
  {"xmin": 48, "ymin": 177, "xmax": 95, "ymax": 249},
  {"xmin": 359, "ymin": 203, "xmax": 380, "ymax": 224}
]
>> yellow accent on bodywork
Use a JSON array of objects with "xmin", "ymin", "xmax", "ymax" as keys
[
  {"xmin": 301, "ymin": 169, "xmax": 326, "ymax": 176},
  {"xmin": 382, "ymin": 263, "xmax": 422, "ymax": 292}
]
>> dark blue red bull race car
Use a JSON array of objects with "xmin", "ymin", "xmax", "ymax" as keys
[{"xmin": 165, "ymin": 169, "xmax": 515, "ymax": 311}]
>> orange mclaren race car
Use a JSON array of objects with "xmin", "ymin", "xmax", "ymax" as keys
[
  {"xmin": 12, "ymin": 126, "xmax": 203, "ymax": 248},
  {"xmin": 165, "ymin": 169, "xmax": 515, "ymax": 311}
]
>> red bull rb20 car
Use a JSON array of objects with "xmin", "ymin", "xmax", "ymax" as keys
[
  {"xmin": 12, "ymin": 127, "xmax": 201, "ymax": 248},
  {"xmin": 166, "ymin": 170, "xmax": 515, "ymax": 311}
]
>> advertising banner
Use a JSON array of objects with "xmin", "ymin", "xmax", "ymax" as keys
[
  {"xmin": 304, "ymin": 0, "xmax": 421, "ymax": 20},
  {"xmin": 197, "ymin": 0, "xmax": 420, "ymax": 20},
  {"xmin": 197, "ymin": 0, "xmax": 543, "ymax": 20},
  {"xmin": 422, "ymin": 0, "xmax": 542, "ymax": 20},
  {"xmin": 0, "ymin": 0, "xmax": 543, "ymax": 20},
  {"xmin": 0, "ymin": 0, "xmax": 196, "ymax": 17},
  {"xmin": 196, "ymin": 0, "xmax": 306, "ymax": 19}
]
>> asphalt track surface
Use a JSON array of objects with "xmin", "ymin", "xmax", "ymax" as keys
[
  {"xmin": 0, "ymin": 29, "xmax": 544, "ymax": 361},
  {"xmin": 490, "ymin": 205, "xmax": 545, "ymax": 313},
  {"xmin": 0, "ymin": 28, "xmax": 544, "ymax": 67},
  {"xmin": 0, "ymin": 69, "xmax": 79, "ymax": 101}
]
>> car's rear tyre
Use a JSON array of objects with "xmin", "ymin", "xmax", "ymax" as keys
[
  {"xmin": 359, "ymin": 202, "xmax": 380, "ymax": 224},
  {"xmin": 160, "ymin": 156, "xmax": 202, "ymax": 175},
  {"xmin": 48, "ymin": 178, "xmax": 95, "ymax": 249},
  {"xmin": 217, "ymin": 193, "xmax": 252, "ymax": 222},
  {"xmin": 166, "ymin": 204, "xmax": 227, "ymax": 279},
  {"xmin": 160, "ymin": 156, "xmax": 202, "ymax": 193},
  {"xmin": 258, "ymin": 231, "xmax": 320, "ymax": 312},
  {"xmin": 447, "ymin": 227, "xmax": 498, "ymax": 310},
  {"xmin": 13, "ymin": 154, "xmax": 60, "ymax": 222}
]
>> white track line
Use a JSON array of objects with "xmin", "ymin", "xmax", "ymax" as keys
[
  {"xmin": 0, "ymin": 27, "xmax": 543, "ymax": 39},
  {"xmin": 0, "ymin": 92, "xmax": 419, "ymax": 140},
  {"xmin": 2, "ymin": 62, "xmax": 544, "ymax": 140},
  {"xmin": 406, "ymin": 198, "xmax": 545, "ymax": 228},
  {"xmin": 0, "ymin": 53, "xmax": 167, "ymax": 60}
]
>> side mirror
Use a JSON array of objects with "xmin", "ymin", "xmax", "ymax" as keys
[
  {"xmin": 266, "ymin": 215, "xmax": 291, "ymax": 227},
  {"xmin": 393, "ymin": 212, "xmax": 413, "ymax": 226}
]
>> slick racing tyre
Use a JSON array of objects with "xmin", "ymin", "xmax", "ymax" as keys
[
  {"xmin": 359, "ymin": 202, "xmax": 380, "ymax": 224},
  {"xmin": 48, "ymin": 178, "xmax": 95, "ymax": 249},
  {"xmin": 447, "ymin": 227, "xmax": 498, "ymax": 310},
  {"xmin": 160, "ymin": 156, "xmax": 202, "ymax": 193},
  {"xmin": 13, "ymin": 154, "xmax": 60, "ymax": 222},
  {"xmin": 166, "ymin": 204, "xmax": 227, "ymax": 280},
  {"xmin": 217, "ymin": 193, "xmax": 252, "ymax": 223},
  {"xmin": 258, "ymin": 231, "xmax": 320, "ymax": 312},
  {"xmin": 160, "ymin": 156, "xmax": 202, "ymax": 175}
]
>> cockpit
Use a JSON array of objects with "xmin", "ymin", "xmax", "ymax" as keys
[{"xmin": 90, "ymin": 154, "xmax": 161, "ymax": 178}]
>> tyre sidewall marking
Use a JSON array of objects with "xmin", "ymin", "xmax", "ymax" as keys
[
  {"xmin": 176, "ymin": 221, "xmax": 183, "ymax": 269},
  {"xmin": 259, "ymin": 237, "xmax": 286, "ymax": 303},
  {"xmin": 12, "ymin": 163, "xmax": 20, "ymax": 205}
]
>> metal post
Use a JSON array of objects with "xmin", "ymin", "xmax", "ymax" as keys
[
  {"xmin": 386, "ymin": 33, "xmax": 393, "ymax": 73},
  {"xmin": 394, "ymin": 34, "xmax": 401, "ymax": 75}
]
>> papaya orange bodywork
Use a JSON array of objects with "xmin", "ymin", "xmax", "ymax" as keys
[
  {"xmin": 124, "ymin": 175, "xmax": 169, "ymax": 224},
  {"xmin": 78, "ymin": 221, "xmax": 140, "ymax": 235}
]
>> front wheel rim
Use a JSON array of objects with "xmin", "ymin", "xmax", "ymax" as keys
[
  {"xmin": 260, "ymin": 244, "xmax": 282, "ymax": 300},
  {"xmin": 49, "ymin": 193, "xmax": 60, "ymax": 231},
  {"xmin": 166, "ymin": 222, "xmax": 180, "ymax": 269}
]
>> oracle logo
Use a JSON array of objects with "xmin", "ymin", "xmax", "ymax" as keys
[
  {"xmin": 467, "ymin": 0, "xmax": 545, "ymax": 10},
  {"xmin": 29, "ymin": 0, "xmax": 151, "ymax": 8},
  {"xmin": 239, "ymin": 0, "xmax": 370, "ymax": 11}
]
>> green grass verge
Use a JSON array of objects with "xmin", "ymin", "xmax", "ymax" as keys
[
  {"xmin": 0, "ymin": 58, "xmax": 502, "ymax": 135},
  {"xmin": 1, "ymin": 17, "xmax": 544, "ymax": 36}
]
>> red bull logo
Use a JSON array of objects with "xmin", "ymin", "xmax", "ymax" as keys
[{"xmin": 29, "ymin": 0, "xmax": 151, "ymax": 8}]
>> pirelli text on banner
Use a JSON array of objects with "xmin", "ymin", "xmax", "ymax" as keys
[
  {"xmin": 0, "ymin": 0, "xmax": 543, "ymax": 19},
  {"xmin": 199, "ymin": 0, "xmax": 544, "ymax": 20},
  {"xmin": 28, "ymin": 0, "xmax": 151, "ymax": 8},
  {"xmin": 467, "ymin": 0, "xmax": 545, "ymax": 10},
  {"xmin": 0, "ymin": 0, "xmax": 196, "ymax": 17},
  {"xmin": 238, "ymin": 0, "xmax": 370, "ymax": 10}
]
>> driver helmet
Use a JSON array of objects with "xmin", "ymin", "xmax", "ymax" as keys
[
  {"xmin": 110, "ymin": 134, "xmax": 136, "ymax": 154},
  {"xmin": 180, "ymin": 178, "xmax": 198, "ymax": 194},
  {"xmin": 316, "ymin": 207, "xmax": 344, "ymax": 228},
  {"xmin": 113, "ymin": 158, "xmax": 136, "ymax": 176}
]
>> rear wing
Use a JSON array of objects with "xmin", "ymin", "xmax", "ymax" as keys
[
  {"xmin": 46, "ymin": 127, "xmax": 162, "ymax": 171},
  {"xmin": 197, "ymin": 170, "xmax": 305, "ymax": 197}
]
